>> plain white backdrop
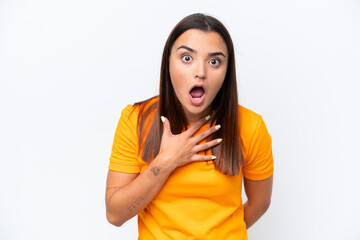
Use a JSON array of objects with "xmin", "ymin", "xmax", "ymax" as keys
[{"xmin": 1, "ymin": 0, "xmax": 359, "ymax": 239}]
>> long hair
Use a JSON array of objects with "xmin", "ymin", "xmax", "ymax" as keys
[{"xmin": 134, "ymin": 13, "xmax": 243, "ymax": 175}]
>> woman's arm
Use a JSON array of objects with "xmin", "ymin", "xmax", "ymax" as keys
[
  {"xmin": 105, "ymin": 116, "xmax": 221, "ymax": 227},
  {"xmin": 105, "ymin": 155, "xmax": 176, "ymax": 227},
  {"xmin": 243, "ymin": 175, "xmax": 273, "ymax": 229}
]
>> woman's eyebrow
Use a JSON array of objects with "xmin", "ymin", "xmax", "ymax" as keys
[
  {"xmin": 177, "ymin": 45, "xmax": 195, "ymax": 53},
  {"xmin": 177, "ymin": 45, "xmax": 226, "ymax": 58},
  {"xmin": 209, "ymin": 52, "xmax": 226, "ymax": 58}
]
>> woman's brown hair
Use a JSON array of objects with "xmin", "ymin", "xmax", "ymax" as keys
[{"xmin": 134, "ymin": 13, "xmax": 243, "ymax": 176}]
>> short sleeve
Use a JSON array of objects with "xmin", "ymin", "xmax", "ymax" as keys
[
  {"xmin": 243, "ymin": 117, "xmax": 274, "ymax": 180},
  {"xmin": 108, "ymin": 105, "xmax": 141, "ymax": 173}
]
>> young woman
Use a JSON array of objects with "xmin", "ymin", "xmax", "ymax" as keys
[{"xmin": 106, "ymin": 13, "xmax": 273, "ymax": 239}]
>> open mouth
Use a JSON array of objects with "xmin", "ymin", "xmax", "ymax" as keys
[{"xmin": 189, "ymin": 86, "xmax": 205, "ymax": 105}]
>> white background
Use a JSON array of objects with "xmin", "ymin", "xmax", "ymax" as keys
[{"xmin": 1, "ymin": 0, "xmax": 359, "ymax": 239}]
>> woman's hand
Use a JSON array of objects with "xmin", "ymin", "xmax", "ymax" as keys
[
  {"xmin": 106, "ymin": 114, "xmax": 222, "ymax": 227},
  {"xmin": 158, "ymin": 115, "xmax": 221, "ymax": 169}
]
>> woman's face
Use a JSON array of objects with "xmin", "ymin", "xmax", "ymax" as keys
[{"xmin": 169, "ymin": 29, "xmax": 228, "ymax": 125}]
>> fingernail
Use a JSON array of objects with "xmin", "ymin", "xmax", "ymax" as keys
[
  {"xmin": 215, "ymin": 124, "xmax": 221, "ymax": 130},
  {"xmin": 161, "ymin": 116, "xmax": 165, "ymax": 123},
  {"xmin": 212, "ymin": 156, "xmax": 216, "ymax": 160},
  {"xmin": 217, "ymin": 138, "xmax": 222, "ymax": 143},
  {"xmin": 205, "ymin": 115, "xmax": 211, "ymax": 121}
]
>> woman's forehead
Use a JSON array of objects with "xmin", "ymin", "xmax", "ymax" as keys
[{"xmin": 172, "ymin": 29, "xmax": 228, "ymax": 55}]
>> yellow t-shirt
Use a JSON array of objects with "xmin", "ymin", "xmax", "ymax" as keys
[{"xmin": 109, "ymin": 102, "xmax": 274, "ymax": 240}]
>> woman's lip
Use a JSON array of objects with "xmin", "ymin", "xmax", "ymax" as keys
[
  {"xmin": 189, "ymin": 92, "xmax": 206, "ymax": 105},
  {"xmin": 189, "ymin": 84, "xmax": 205, "ymax": 93}
]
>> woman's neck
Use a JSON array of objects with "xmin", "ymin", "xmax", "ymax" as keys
[{"xmin": 184, "ymin": 106, "xmax": 213, "ymax": 126}]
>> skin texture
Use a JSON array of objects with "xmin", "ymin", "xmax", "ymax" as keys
[
  {"xmin": 105, "ymin": 29, "xmax": 273, "ymax": 229},
  {"xmin": 169, "ymin": 29, "xmax": 228, "ymax": 125}
]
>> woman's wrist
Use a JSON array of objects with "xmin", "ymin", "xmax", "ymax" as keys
[{"xmin": 152, "ymin": 153, "xmax": 177, "ymax": 175}]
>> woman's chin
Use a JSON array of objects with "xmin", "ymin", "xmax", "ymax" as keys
[{"xmin": 183, "ymin": 104, "xmax": 211, "ymax": 122}]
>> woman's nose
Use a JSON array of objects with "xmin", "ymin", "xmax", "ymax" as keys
[{"xmin": 194, "ymin": 61, "xmax": 206, "ymax": 80}]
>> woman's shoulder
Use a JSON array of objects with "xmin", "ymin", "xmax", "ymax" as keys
[
  {"xmin": 133, "ymin": 95, "xmax": 159, "ymax": 109},
  {"xmin": 238, "ymin": 104, "xmax": 263, "ymax": 123},
  {"xmin": 120, "ymin": 96, "xmax": 159, "ymax": 122},
  {"xmin": 237, "ymin": 104, "xmax": 267, "ymax": 138}
]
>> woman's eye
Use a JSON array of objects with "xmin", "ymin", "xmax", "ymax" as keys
[
  {"xmin": 181, "ymin": 55, "xmax": 192, "ymax": 62},
  {"xmin": 209, "ymin": 58, "xmax": 220, "ymax": 66}
]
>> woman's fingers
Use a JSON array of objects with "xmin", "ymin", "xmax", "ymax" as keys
[
  {"xmin": 185, "ymin": 115, "xmax": 211, "ymax": 137},
  {"xmin": 191, "ymin": 124, "xmax": 221, "ymax": 144},
  {"xmin": 191, "ymin": 154, "xmax": 217, "ymax": 162},
  {"xmin": 162, "ymin": 114, "xmax": 215, "ymax": 140},
  {"xmin": 159, "ymin": 115, "xmax": 222, "ymax": 166},
  {"xmin": 192, "ymin": 138, "xmax": 222, "ymax": 154},
  {"xmin": 161, "ymin": 116, "xmax": 172, "ymax": 137}
]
